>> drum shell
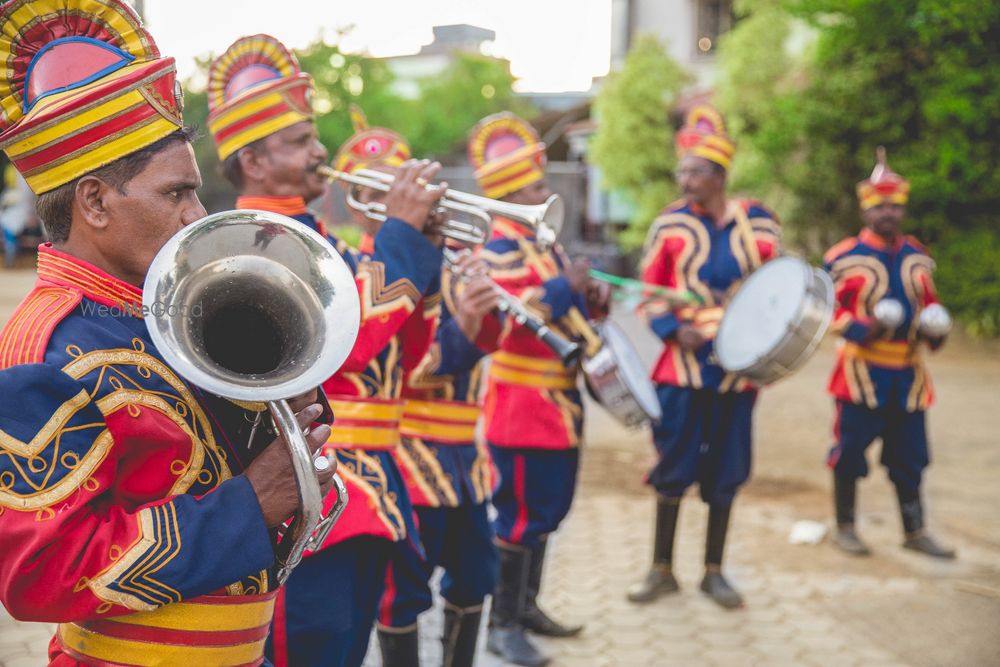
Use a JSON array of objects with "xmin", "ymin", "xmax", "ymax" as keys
[
  {"xmin": 716, "ymin": 258, "xmax": 834, "ymax": 386},
  {"xmin": 582, "ymin": 320, "xmax": 662, "ymax": 428}
]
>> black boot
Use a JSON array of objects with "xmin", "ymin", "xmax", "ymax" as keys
[
  {"xmin": 487, "ymin": 542, "xmax": 549, "ymax": 666},
  {"xmin": 377, "ymin": 625, "xmax": 419, "ymax": 667},
  {"xmin": 700, "ymin": 503, "xmax": 744, "ymax": 609},
  {"xmin": 627, "ymin": 496, "xmax": 681, "ymax": 603},
  {"xmin": 521, "ymin": 536, "xmax": 582, "ymax": 637},
  {"xmin": 896, "ymin": 486, "xmax": 956, "ymax": 559},
  {"xmin": 833, "ymin": 475, "xmax": 871, "ymax": 556},
  {"xmin": 442, "ymin": 602, "xmax": 483, "ymax": 667}
]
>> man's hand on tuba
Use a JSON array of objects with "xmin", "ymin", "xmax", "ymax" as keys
[{"xmin": 244, "ymin": 397, "xmax": 336, "ymax": 528}]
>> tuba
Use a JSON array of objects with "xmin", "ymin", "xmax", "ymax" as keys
[{"xmin": 143, "ymin": 209, "xmax": 361, "ymax": 583}]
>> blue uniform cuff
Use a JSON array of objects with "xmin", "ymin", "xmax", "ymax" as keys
[
  {"xmin": 844, "ymin": 320, "xmax": 872, "ymax": 343},
  {"xmin": 165, "ymin": 475, "xmax": 275, "ymax": 598},
  {"xmin": 650, "ymin": 313, "xmax": 681, "ymax": 340},
  {"xmin": 541, "ymin": 275, "xmax": 574, "ymax": 321}
]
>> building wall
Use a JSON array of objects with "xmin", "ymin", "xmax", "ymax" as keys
[{"xmin": 610, "ymin": 0, "xmax": 723, "ymax": 87}]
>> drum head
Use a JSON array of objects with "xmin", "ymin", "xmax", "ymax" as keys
[
  {"xmin": 716, "ymin": 256, "xmax": 809, "ymax": 373},
  {"xmin": 600, "ymin": 320, "xmax": 662, "ymax": 421}
]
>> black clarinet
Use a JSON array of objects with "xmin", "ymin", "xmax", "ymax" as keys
[{"xmin": 444, "ymin": 249, "xmax": 582, "ymax": 367}]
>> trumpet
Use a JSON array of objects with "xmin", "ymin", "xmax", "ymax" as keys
[
  {"xmin": 317, "ymin": 165, "xmax": 564, "ymax": 250},
  {"xmin": 444, "ymin": 248, "xmax": 581, "ymax": 367}
]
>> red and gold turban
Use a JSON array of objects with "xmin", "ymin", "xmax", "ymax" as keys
[
  {"xmin": 0, "ymin": 0, "xmax": 183, "ymax": 195},
  {"xmin": 675, "ymin": 105, "xmax": 735, "ymax": 171},
  {"xmin": 332, "ymin": 105, "xmax": 410, "ymax": 175},
  {"xmin": 857, "ymin": 147, "xmax": 909, "ymax": 210},
  {"xmin": 468, "ymin": 112, "xmax": 546, "ymax": 200},
  {"xmin": 207, "ymin": 34, "xmax": 314, "ymax": 161}
]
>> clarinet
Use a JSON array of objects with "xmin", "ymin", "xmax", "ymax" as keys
[{"xmin": 444, "ymin": 248, "xmax": 582, "ymax": 367}]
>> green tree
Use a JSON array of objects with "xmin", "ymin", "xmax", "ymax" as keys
[
  {"xmin": 295, "ymin": 41, "xmax": 405, "ymax": 151},
  {"xmin": 397, "ymin": 53, "xmax": 533, "ymax": 158},
  {"xmin": 716, "ymin": 0, "xmax": 1000, "ymax": 331},
  {"xmin": 589, "ymin": 35, "xmax": 692, "ymax": 249}
]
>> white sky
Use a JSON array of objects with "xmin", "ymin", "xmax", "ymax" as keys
[{"xmin": 145, "ymin": 0, "xmax": 613, "ymax": 92}]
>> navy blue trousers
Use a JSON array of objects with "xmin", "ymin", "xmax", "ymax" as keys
[
  {"xmin": 490, "ymin": 446, "xmax": 580, "ymax": 547},
  {"xmin": 828, "ymin": 400, "xmax": 929, "ymax": 493},
  {"xmin": 378, "ymin": 503, "xmax": 498, "ymax": 628},
  {"xmin": 648, "ymin": 385, "xmax": 755, "ymax": 506},
  {"xmin": 266, "ymin": 536, "xmax": 392, "ymax": 667}
]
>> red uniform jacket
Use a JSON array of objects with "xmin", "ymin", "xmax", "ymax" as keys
[
  {"xmin": 0, "ymin": 246, "xmax": 287, "ymax": 665},
  {"xmin": 824, "ymin": 228, "xmax": 939, "ymax": 411},
  {"xmin": 638, "ymin": 198, "xmax": 780, "ymax": 392},
  {"xmin": 480, "ymin": 217, "xmax": 587, "ymax": 450},
  {"xmin": 393, "ymin": 266, "xmax": 499, "ymax": 507}
]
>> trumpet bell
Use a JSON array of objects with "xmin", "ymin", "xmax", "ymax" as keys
[
  {"xmin": 541, "ymin": 194, "xmax": 564, "ymax": 237},
  {"xmin": 144, "ymin": 209, "xmax": 361, "ymax": 402}
]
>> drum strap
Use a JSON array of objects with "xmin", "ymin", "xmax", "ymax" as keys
[{"xmin": 730, "ymin": 201, "xmax": 761, "ymax": 272}]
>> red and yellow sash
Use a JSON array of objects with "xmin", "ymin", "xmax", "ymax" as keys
[
  {"xmin": 325, "ymin": 398, "xmax": 404, "ymax": 450},
  {"xmin": 57, "ymin": 592, "xmax": 276, "ymax": 667},
  {"xmin": 488, "ymin": 351, "xmax": 576, "ymax": 391},
  {"xmin": 843, "ymin": 340, "xmax": 916, "ymax": 369},
  {"xmin": 400, "ymin": 399, "xmax": 480, "ymax": 445}
]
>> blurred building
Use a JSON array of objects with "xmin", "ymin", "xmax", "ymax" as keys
[
  {"xmin": 610, "ymin": 0, "xmax": 732, "ymax": 88},
  {"xmin": 383, "ymin": 24, "xmax": 497, "ymax": 99}
]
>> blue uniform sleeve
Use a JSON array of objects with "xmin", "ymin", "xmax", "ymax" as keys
[
  {"xmin": 649, "ymin": 312, "xmax": 682, "ymax": 340},
  {"xmin": 540, "ymin": 275, "xmax": 575, "ymax": 321},
  {"xmin": 434, "ymin": 313, "xmax": 486, "ymax": 377},
  {"xmin": 0, "ymin": 363, "xmax": 274, "ymax": 621},
  {"xmin": 374, "ymin": 218, "xmax": 444, "ymax": 296}
]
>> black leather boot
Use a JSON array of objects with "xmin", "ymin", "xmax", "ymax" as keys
[
  {"xmin": 377, "ymin": 625, "xmax": 420, "ymax": 667},
  {"xmin": 487, "ymin": 542, "xmax": 549, "ymax": 666},
  {"xmin": 896, "ymin": 486, "xmax": 956, "ymax": 559},
  {"xmin": 700, "ymin": 503, "xmax": 743, "ymax": 609},
  {"xmin": 627, "ymin": 496, "xmax": 681, "ymax": 603},
  {"xmin": 833, "ymin": 475, "xmax": 871, "ymax": 556},
  {"xmin": 442, "ymin": 602, "xmax": 483, "ymax": 667},
  {"xmin": 521, "ymin": 536, "xmax": 583, "ymax": 637}
]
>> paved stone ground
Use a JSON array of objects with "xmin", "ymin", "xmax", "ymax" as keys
[{"xmin": 2, "ymin": 271, "xmax": 1000, "ymax": 666}]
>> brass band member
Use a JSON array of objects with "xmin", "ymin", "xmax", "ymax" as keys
[
  {"xmin": 629, "ymin": 105, "xmax": 780, "ymax": 609},
  {"xmin": 475, "ymin": 112, "xmax": 608, "ymax": 666},
  {"xmin": 206, "ymin": 36, "xmax": 445, "ymax": 667},
  {"xmin": 0, "ymin": 4, "xmax": 334, "ymax": 665},
  {"xmin": 376, "ymin": 246, "xmax": 501, "ymax": 666},
  {"xmin": 823, "ymin": 148, "xmax": 954, "ymax": 559}
]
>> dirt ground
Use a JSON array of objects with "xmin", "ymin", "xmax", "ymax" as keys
[
  {"xmin": 581, "ymin": 304, "xmax": 1000, "ymax": 667},
  {"xmin": 1, "ymin": 265, "xmax": 999, "ymax": 666}
]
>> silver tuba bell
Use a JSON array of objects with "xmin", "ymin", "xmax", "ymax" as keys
[{"xmin": 143, "ymin": 209, "xmax": 361, "ymax": 584}]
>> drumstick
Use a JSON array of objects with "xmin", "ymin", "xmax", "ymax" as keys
[{"xmin": 588, "ymin": 269, "xmax": 704, "ymax": 307}]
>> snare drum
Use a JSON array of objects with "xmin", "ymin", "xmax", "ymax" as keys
[
  {"xmin": 715, "ymin": 256, "xmax": 834, "ymax": 385},
  {"xmin": 583, "ymin": 320, "xmax": 662, "ymax": 427}
]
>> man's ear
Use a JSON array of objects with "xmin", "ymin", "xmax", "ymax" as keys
[
  {"xmin": 74, "ymin": 176, "xmax": 112, "ymax": 231},
  {"xmin": 238, "ymin": 147, "xmax": 266, "ymax": 184}
]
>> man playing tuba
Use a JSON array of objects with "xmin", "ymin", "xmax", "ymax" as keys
[{"xmin": 0, "ymin": 3, "xmax": 337, "ymax": 665}]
